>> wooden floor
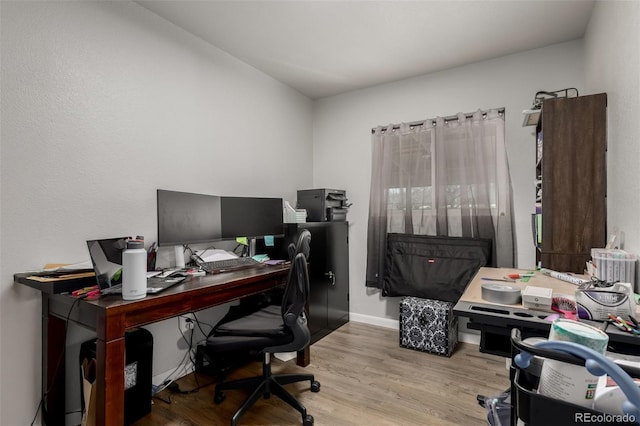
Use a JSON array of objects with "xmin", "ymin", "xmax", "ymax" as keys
[{"xmin": 134, "ymin": 321, "xmax": 509, "ymax": 426}]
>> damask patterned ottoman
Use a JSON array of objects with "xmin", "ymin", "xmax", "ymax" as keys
[{"xmin": 399, "ymin": 296, "xmax": 458, "ymax": 356}]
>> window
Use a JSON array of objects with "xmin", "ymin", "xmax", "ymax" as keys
[{"xmin": 365, "ymin": 109, "xmax": 514, "ymax": 289}]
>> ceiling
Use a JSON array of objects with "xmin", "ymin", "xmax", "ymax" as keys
[{"xmin": 137, "ymin": 0, "xmax": 596, "ymax": 99}]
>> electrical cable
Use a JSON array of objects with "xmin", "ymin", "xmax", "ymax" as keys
[
  {"xmin": 151, "ymin": 313, "xmax": 218, "ymax": 405},
  {"xmin": 194, "ymin": 244, "xmax": 221, "ymax": 258},
  {"xmin": 181, "ymin": 319, "xmax": 197, "ymax": 365},
  {"xmin": 152, "ymin": 315, "xmax": 201, "ymax": 401},
  {"xmin": 153, "ymin": 347, "xmax": 190, "ymax": 395},
  {"xmin": 187, "ymin": 316, "xmax": 223, "ymax": 392},
  {"xmin": 177, "ymin": 314, "xmax": 217, "ymax": 394},
  {"xmin": 30, "ymin": 400, "xmax": 43, "ymax": 426},
  {"xmin": 32, "ymin": 296, "xmax": 83, "ymax": 426},
  {"xmin": 193, "ymin": 316, "xmax": 214, "ymax": 338},
  {"xmin": 231, "ymin": 243, "xmax": 247, "ymax": 257},
  {"xmin": 181, "ymin": 315, "xmax": 203, "ymax": 392}
]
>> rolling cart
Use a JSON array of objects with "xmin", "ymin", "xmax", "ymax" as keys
[{"xmin": 510, "ymin": 329, "xmax": 640, "ymax": 426}]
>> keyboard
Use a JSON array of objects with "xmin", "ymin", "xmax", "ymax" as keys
[{"xmin": 200, "ymin": 257, "xmax": 262, "ymax": 273}]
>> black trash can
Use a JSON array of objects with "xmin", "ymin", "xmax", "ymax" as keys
[{"xmin": 79, "ymin": 328, "xmax": 153, "ymax": 425}]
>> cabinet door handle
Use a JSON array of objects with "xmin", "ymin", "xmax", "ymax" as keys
[{"xmin": 324, "ymin": 271, "xmax": 335, "ymax": 286}]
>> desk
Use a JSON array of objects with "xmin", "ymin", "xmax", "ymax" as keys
[
  {"xmin": 454, "ymin": 267, "xmax": 640, "ymax": 357},
  {"xmin": 16, "ymin": 265, "xmax": 307, "ymax": 426}
]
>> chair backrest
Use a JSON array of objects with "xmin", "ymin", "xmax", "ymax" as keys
[
  {"xmin": 270, "ymin": 252, "xmax": 310, "ymax": 352},
  {"xmin": 288, "ymin": 228, "xmax": 311, "ymax": 261},
  {"xmin": 268, "ymin": 230, "xmax": 311, "ymax": 353},
  {"xmin": 282, "ymin": 229, "xmax": 311, "ymax": 318}
]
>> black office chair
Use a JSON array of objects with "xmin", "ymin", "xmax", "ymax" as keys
[{"xmin": 206, "ymin": 229, "xmax": 320, "ymax": 426}]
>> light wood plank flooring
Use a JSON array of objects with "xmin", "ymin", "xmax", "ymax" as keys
[{"xmin": 135, "ymin": 321, "xmax": 509, "ymax": 425}]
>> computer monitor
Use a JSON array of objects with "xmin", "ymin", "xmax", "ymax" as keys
[
  {"xmin": 157, "ymin": 189, "xmax": 222, "ymax": 247},
  {"xmin": 220, "ymin": 196, "xmax": 284, "ymax": 239}
]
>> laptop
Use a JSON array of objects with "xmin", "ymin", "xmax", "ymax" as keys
[{"xmin": 87, "ymin": 237, "xmax": 186, "ymax": 295}]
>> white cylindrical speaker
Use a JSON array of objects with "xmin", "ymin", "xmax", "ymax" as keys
[{"xmin": 123, "ymin": 240, "xmax": 147, "ymax": 300}]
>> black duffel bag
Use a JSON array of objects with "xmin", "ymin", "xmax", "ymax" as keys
[{"xmin": 382, "ymin": 233, "xmax": 492, "ymax": 303}]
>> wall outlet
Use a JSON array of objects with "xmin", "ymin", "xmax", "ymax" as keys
[{"xmin": 179, "ymin": 314, "xmax": 195, "ymax": 333}]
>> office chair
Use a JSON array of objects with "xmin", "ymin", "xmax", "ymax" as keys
[{"xmin": 206, "ymin": 229, "xmax": 320, "ymax": 426}]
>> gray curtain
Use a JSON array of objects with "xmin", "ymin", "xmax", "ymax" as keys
[{"xmin": 366, "ymin": 109, "xmax": 515, "ymax": 288}]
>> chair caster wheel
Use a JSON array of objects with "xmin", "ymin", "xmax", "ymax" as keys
[
  {"xmin": 214, "ymin": 392, "xmax": 225, "ymax": 404},
  {"xmin": 310, "ymin": 380, "xmax": 320, "ymax": 392},
  {"xmin": 303, "ymin": 414, "xmax": 314, "ymax": 425}
]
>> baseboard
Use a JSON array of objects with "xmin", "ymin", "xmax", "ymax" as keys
[
  {"xmin": 348, "ymin": 313, "xmax": 480, "ymax": 346},
  {"xmin": 349, "ymin": 313, "xmax": 399, "ymax": 329},
  {"xmin": 458, "ymin": 331, "xmax": 480, "ymax": 345}
]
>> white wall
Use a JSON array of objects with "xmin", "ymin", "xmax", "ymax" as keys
[
  {"xmin": 584, "ymin": 0, "xmax": 640, "ymax": 284},
  {"xmin": 313, "ymin": 40, "xmax": 586, "ymax": 323},
  {"xmin": 0, "ymin": 2, "xmax": 313, "ymax": 424}
]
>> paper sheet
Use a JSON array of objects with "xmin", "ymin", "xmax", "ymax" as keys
[
  {"xmin": 195, "ymin": 249, "xmax": 238, "ymax": 262},
  {"xmin": 43, "ymin": 260, "xmax": 94, "ymax": 272},
  {"xmin": 27, "ymin": 272, "xmax": 95, "ymax": 282}
]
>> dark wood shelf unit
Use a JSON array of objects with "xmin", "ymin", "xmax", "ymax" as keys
[{"xmin": 536, "ymin": 93, "xmax": 607, "ymax": 273}]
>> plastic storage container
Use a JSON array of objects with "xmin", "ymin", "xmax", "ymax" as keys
[{"xmin": 591, "ymin": 248, "xmax": 637, "ymax": 290}]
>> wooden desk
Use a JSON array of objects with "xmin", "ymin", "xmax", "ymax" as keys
[
  {"xmin": 17, "ymin": 265, "xmax": 307, "ymax": 426},
  {"xmin": 454, "ymin": 267, "xmax": 640, "ymax": 357}
]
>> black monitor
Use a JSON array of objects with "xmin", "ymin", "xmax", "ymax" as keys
[
  {"xmin": 220, "ymin": 196, "xmax": 284, "ymax": 239},
  {"xmin": 157, "ymin": 189, "xmax": 222, "ymax": 247}
]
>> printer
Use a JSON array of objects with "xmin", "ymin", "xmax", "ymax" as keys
[{"xmin": 297, "ymin": 189, "xmax": 350, "ymax": 222}]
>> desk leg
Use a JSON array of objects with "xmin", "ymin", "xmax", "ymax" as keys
[
  {"xmin": 42, "ymin": 294, "xmax": 66, "ymax": 425},
  {"xmin": 95, "ymin": 336, "xmax": 125, "ymax": 426}
]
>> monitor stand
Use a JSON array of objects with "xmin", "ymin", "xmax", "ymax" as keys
[
  {"xmin": 174, "ymin": 245, "xmax": 185, "ymax": 269},
  {"xmin": 248, "ymin": 238, "xmax": 257, "ymax": 258}
]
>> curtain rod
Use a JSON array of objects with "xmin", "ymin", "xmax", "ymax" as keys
[{"xmin": 371, "ymin": 108, "xmax": 505, "ymax": 134}]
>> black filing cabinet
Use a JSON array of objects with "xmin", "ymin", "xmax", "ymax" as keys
[
  {"xmin": 300, "ymin": 222, "xmax": 350, "ymax": 344},
  {"xmin": 255, "ymin": 222, "xmax": 350, "ymax": 343}
]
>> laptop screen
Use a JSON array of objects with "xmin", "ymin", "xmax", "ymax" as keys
[{"xmin": 87, "ymin": 237, "xmax": 128, "ymax": 290}]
